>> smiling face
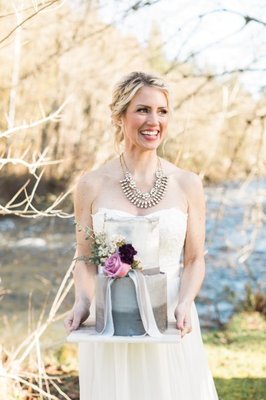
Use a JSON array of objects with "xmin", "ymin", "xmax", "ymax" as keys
[{"xmin": 120, "ymin": 86, "xmax": 169, "ymax": 151}]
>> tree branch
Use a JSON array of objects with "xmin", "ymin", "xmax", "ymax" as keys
[
  {"xmin": 0, "ymin": 97, "xmax": 70, "ymax": 139},
  {"xmin": 0, "ymin": 0, "xmax": 61, "ymax": 46}
]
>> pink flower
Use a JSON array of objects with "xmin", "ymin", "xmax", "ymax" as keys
[{"xmin": 103, "ymin": 252, "xmax": 131, "ymax": 278}]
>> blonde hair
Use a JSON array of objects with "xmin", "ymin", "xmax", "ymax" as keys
[{"xmin": 110, "ymin": 71, "xmax": 170, "ymax": 150}]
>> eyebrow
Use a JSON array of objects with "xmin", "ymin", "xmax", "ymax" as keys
[{"xmin": 135, "ymin": 104, "xmax": 168, "ymax": 109}]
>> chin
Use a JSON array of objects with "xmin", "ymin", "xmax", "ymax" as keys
[
  {"xmin": 138, "ymin": 136, "xmax": 163, "ymax": 149},
  {"xmin": 139, "ymin": 143, "xmax": 160, "ymax": 151}
]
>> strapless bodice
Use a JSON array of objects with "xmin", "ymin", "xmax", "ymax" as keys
[{"xmin": 91, "ymin": 207, "xmax": 188, "ymax": 274}]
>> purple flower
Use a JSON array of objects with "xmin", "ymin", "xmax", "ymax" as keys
[
  {"xmin": 118, "ymin": 243, "xmax": 137, "ymax": 265},
  {"xmin": 103, "ymin": 252, "xmax": 131, "ymax": 278}
]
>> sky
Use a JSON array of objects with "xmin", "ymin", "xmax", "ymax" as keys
[{"xmin": 97, "ymin": 0, "xmax": 266, "ymax": 97}]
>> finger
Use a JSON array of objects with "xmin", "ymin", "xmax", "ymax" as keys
[
  {"xmin": 184, "ymin": 317, "xmax": 192, "ymax": 332},
  {"xmin": 71, "ymin": 311, "xmax": 82, "ymax": 331},
  {"xmin": 176, "ymin": 315, "xmax": 184, "ymax": 330},
  {"xmin": 64, "ymin": 312, "xmax": 73, "ymax": 326},
  {"xmin": 64, "ymin": 318, "xmax": 73, "ymax": 333},
  {"xmin": 181, "ymin": 325, "xmax": 192, "ymax": 337},
  {"xmin": 174, "ymin": 308, "xmax": 184, "ymax": 329},
  {"xmin": 180, "ymin": 327, "xmax": 188, "ymax": 338},
  {"xmin": 64, "ymin": 309, "xmax": 74, "ymax": 331}
]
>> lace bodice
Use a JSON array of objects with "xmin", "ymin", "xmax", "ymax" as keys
[{"xmin": 91, "ymin": 207, "xmax": 188, "ymax": 274}]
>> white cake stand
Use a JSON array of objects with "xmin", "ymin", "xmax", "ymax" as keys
[{"xmin": 67, "ymin": 321, "xmax": 182, "ymax": 344}]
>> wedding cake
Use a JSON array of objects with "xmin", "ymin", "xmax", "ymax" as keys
[
  {"xmin": 95, "ymin": 215, "xmax": 168, "ymax": 336},
  {"xmin": 96, "ymin": 272, "xmax": 167, "ymax": 336}
]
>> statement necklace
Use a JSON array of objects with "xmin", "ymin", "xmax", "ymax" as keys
[{"xmin": 119, "ymin": 153, "xmax": 168, "ymax": 209}]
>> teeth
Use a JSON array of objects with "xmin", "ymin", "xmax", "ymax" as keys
[{"xmin": 141, "ymin": 131, "xmax": 159, "ymax": 136}]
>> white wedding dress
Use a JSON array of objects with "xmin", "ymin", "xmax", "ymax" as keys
[{"xmin": 78, "ymin": 208, "xmax": 219, "ymax": 400}]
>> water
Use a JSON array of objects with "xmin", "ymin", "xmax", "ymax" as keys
[
  {"xmin": 0, "ymin": 178, "xmax": 265, "ymax": 346},
  {"xmin": 199, "ymin": 178, "xmax": 266, "ymax": 326}
]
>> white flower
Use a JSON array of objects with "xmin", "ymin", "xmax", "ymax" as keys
[
  {"xmin": 108, "ymin": 243, "xmax": 117, "ymax": 253},
  {"xmin": 95, "ymin": 232, "xmax": 107, "ymax": 245},
  {"xmin": 111, "ymin": 234, "xmax": 125, "ymax": 245},
  {"xmin": 99, "ymin": 247, "xmax": 109, "ymax": 257}
]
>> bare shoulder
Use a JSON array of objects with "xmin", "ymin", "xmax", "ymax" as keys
[
  {"xmin": 161, "ymin": 158, "xmax": 204, "ymax": 198},
  {"xmin": 74, "ymin": 170, "xmax": 103, "ymax": 208},
  {"xmin": 75, "ymin": 170, "xmax": 101, "ymax": 195},
  {"xmin": 74, "ymin": 158, "xmax": 120, "ymax": 200},
  {"xmin": 178, "ymin": 169, "xmax": 204, "ymax": 196}
]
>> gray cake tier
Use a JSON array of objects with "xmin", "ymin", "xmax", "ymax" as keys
[{"xmin": 96, "ymin": 273, "xmax": 167, "ymax": 336}]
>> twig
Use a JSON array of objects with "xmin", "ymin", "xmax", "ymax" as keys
[
  {"xmin": 0, "ymin": 0, "xmax": 61, "ymax": 45},
  {"xmin": 0, "ymin": 97, "xmax": 70, "ymax": 139}
]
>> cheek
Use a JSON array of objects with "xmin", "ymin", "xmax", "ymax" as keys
[
  {"xmin": 160, "ymin": 118, "xmax": 168, "ymax": 130},
  {"xmin": 125, "ymin": 115, "xmax": 144, "ymax": 129}
]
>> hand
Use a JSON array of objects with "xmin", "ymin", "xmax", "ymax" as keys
[
  {"xmin": 174, "ymin": 302, "xmax": 192, "ymax": 338},
  {"xmin": 64, "ymin": 297, "xmax": 91, "ymax": 334}
]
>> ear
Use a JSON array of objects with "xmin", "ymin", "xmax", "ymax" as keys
[{"xmin": 112, "ymin": 116, "xmax": 123, "ymax": 127}]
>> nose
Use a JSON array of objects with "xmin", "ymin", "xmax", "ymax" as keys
[{"xmin": 147, "ymin": 111, "xmax": 159, "ymax": 126}]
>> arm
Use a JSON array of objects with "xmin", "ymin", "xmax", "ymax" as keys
[
  {"xmin": 64, "ymin": 173, "xmax": 99, "ymax": 333},
  {"xmin": 175, "ymin": 172, "xmax": 206, "ymax": 337}
]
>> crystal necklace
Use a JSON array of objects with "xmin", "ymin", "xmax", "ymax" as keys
[{"xmin": 119, "ymin": 153, "xmax": 168, "ymax": 209}]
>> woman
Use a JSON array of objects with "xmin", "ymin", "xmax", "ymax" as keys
[{"xmin": 65, "ymin": 71, "xmax": 219, "ymax": 400}]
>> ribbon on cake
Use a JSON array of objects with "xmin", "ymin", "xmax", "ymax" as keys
[{"xmin": 99, "ymin": 269, "xmax": 163, "ymax": 337}]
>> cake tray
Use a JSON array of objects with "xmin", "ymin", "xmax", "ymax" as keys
[{"xmin": 67, "ymin": 321, "xmax": 182, "ymax": 344}]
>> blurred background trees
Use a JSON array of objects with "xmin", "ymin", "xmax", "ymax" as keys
[{"xmin": 0, "ymin": 0, "xmax": 265, "ymax": 212}]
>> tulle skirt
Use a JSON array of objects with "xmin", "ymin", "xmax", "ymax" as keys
[{"xmin": 78, "ymin": 299, "xmax": 219, "ymax": 400}]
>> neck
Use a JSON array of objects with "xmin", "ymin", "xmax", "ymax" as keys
[{"xmin": 121, "ymin": 150, "xmax": 159, "ymax": 180}]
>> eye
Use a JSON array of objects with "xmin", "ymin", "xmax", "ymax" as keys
[
  {"xmin": 137, "ymin": 107, "xmax": 148, "ymax": 113},
  {"xmin": 159, "ymin": 109, "xmax": 168, "ymax": 115}
]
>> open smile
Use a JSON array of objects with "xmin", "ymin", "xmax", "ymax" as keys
[{"xmin": 139, "ymin": 130, "xmax": 159, "ymax": 137}]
